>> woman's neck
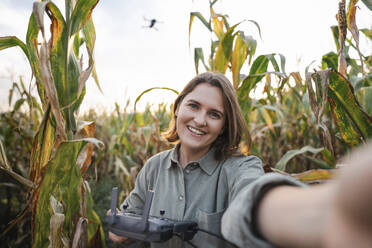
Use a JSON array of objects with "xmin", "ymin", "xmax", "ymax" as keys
[{"xmin": 178, "ymin": 145, "xmax": 210, "ymax": 168}]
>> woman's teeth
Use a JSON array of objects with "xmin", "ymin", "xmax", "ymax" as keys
[{"xmin": 188, "ymin": 126, "xmax": 205, "ymax": 135}]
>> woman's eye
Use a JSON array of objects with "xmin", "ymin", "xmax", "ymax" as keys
[
  {"xmin": 188, "ymin": 103, "xmax": 198, "ymax": 109},
  {"xmin": 210, "ymin": 112, "xmax": 221, "ymax": 119}
]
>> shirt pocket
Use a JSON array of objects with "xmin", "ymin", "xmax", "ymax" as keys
[
  {"xmin": 195, "ymin": 208, "xmax": 229, "ymax": 248},
  {"xmin": 196, "ymin": 208, "xmax": 226, "ymax": 234}
]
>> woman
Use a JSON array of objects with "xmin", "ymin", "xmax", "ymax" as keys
[
  {"xmin": 109, "ymin": 72, "xmax": 273, "ymax": 247},
  {"xmin": 109, "ymin": 72, "xmax": 372, "ymax": 247}
]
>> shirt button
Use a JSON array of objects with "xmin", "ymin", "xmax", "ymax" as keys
[
  {"xmin": 185, "ymin": 169, "xmax": 190, "ymax": 174},
  {"xmin": 179, "ymin": 195, "xmax": 184, "ymax": 200}
]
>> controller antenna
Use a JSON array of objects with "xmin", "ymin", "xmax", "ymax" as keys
[
  {"xmin": 111, "ymin": 187, "xmax": 118, "ymax": 217},
  {"xmin": 138, "ymin": 190, "xmax": 154, "ymax": 232}
]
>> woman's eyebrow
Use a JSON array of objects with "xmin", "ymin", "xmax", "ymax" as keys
[
  {"xmin": 186, "ymin": 99, "xmax": 202, "ymax": 107},
  {"xmin": 186, "ymin": 99, "xmax": 200, "ymax": 104}
]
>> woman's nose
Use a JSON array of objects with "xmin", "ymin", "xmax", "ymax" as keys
[{"xmin": 194, "ymin": 112, "xmax": 207, "ymax": 127}]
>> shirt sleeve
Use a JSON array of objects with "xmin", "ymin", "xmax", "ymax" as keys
[
  {"xmin": 228, "ymin": 155, "xmax": 265, "ymax": 203},
  {"xmin": 221, "ymin": 173, "xmax": 307, "ymax": 248}
]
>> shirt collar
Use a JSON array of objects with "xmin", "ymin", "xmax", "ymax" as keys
[{"xmin": 168, "ymin": 144, "xmax": 220, "ymax": 176}]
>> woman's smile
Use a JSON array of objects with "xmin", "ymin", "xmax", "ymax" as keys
[{"xmin": 187, "ymin": 125, "xmax": 206, "ymax": 136}]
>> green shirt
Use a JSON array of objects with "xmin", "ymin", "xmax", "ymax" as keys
[{"xmin": 121, "ymin": 145, "xmax": 264, "ymax": 248}]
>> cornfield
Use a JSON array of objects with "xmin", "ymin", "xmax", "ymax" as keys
[{"xmin": 0, "ymin": 0, "xmax": 371, "ymax": 247}]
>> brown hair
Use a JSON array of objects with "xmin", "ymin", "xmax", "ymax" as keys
[{"xmin": 163, "ymin": 72, "xmax": 251, "ymax": 161}]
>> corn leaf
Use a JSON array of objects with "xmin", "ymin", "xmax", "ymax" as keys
[
  {"xmin": 189, "ymin": 12, "xmax": 211, "ymax": 47},
  {"xmin": 322, "ymin": 52, "xmax": 338, "ymax": 70},
  {"xmin": 26, "ymin": 13, "xmax": 46, "ymax": 107},
  {"xmin": 214, "ymin": 22, "xmax": 241, "ymax": 73},
  {"xmin": 34, "ymin": 3, "xmax": 67, "ymax": 139},
  {"xmin": 304, "ymin": 155, "xmax": 333, "ymax": 169},
  {"xmin": 354, "ymin": 74, "xmax": 372, "ymax": 92},
  {"xmin": 275, "ymin": 146, "xmax": 325, "ymax": 171},
  {"xmin": 265, "ymin": 54, "xmax": 280, "ymax": 72},
  {"xmin": 246, "ymin": 19, "xmax": 262, "ymax": 40},
  {"xmin": 321, "ymin": 148, "xmax": 336, "ymax": 167},
  {"xmin": 237, "ymin": 55, "xmax": 269, "ymax": 119},
  {"xmin": 360, "ymin": 28, "xmax": 372, "ymax": 40},
  {"xmin": 212, "ymin": 12, "xmax": 225, "ymax": 40},
  {"xmin": 330, "ymin": 26, "xmax": 340, "ymax": 52},
  {"xmin": 134, "ymin": 87, "xmax": 179, "ymax": 112},
  {"xmin": 70, "ymin": 0, "xmax": 100, "ymax": 36},
  {"xmin": 328, "ymin": 70, "xmax": 372, "ymax": 145},
  {"xmin": 29, "ymin": 106, "xmax": 56, "ymax": 182},
  {"xmin": 82, "ymin": 19, "xmax": 95, "ymax": 58},
  {"xmin": 194, "ymin": 47, "xmax": 208, "ymax": 74},
  {"xmin": 44, "ymin": 2, "xmax": 70, "ymax": 131},
  {"xmin": 278, "ymin": 54, "xmax": 286, "ymax": 73},
  {"xmin": 0, "ymin": 36, "xmax": 28, "ymax": 57},
  {"xmin": 232, "ymin": 32, "xmax": 247, "ymax": 89},
  {"xmin": 291, "ymin": 169, "xmax": 336, "ymax": 182},
  {"xmin": 245, "ymin": 35, "xmax": 257, "ymax": 65},
  {"xmin": 32, "ymin": 1, "xmax": 48, "ymax": 36},
  {"xmin": 360, "ymin": 0, "xmax": 372, "ymax": 11},
  {"xmin": 49, "ymin": 211, "xmax": 65, "ymax": 248},
  {"xmin": 347, "ymin": 0, "xmax": 364, "ymax": 74},
  {"xmin": 356, "ymin": 86, "xmax": 372, "ymax": 116},
  {"xmin": 75, "ymin": 121, "xmax": 97, "ymax": 175},
  {"xmin": 82, "ymin": 18, "xmax": 103, "ymax": 94},
  {"xmin": 73, "ymin": 34, "xmax": 82, "ymax": 56},
  {"xmin": 45, "ymin": 2, "xmax": 82, "ymax": 133}
]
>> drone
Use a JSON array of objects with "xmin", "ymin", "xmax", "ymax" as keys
[{"xmin": 142, "ymin": 17, "xmax": 163, "ymax": 31}]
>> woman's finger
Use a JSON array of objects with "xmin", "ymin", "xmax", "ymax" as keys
[{"xmin": 108, "ymin": 231, "xmax": 128, "ymax": 243}]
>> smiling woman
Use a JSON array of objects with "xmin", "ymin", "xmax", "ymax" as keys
[{"xmin": 108, "ymin": 72, "xmax": 265, "ymax": 248}]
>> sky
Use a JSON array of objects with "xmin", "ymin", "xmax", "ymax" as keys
[{"xmin": 0, "ymin": 0, "xmax": 371, "ymax": 113}]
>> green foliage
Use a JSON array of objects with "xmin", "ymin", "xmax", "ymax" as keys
[{"xmin": 0, "ymin": 0, "xmax": 105, "ymax": 247}]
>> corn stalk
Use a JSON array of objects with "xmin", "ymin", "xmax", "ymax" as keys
[{"xmin": 0, "ymin": 0, "xmax": 105, "ymax": 247}]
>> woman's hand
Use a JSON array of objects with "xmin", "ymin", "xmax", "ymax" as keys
[
  {"xmin": 323, "ymin": 142, "xmax": 372, "ymax": 247},
  {"xmin": 106, "ymin": 209, "xmax": 129, "ymax": 243},
  {"xmin": 108, "ymin": 231, "xmax": 128, "ymax": 243}
]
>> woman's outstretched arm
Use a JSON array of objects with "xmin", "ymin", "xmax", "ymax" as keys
[{"xmin": 257, "ymin": 141, "xmax": 372, "ymax": 248}]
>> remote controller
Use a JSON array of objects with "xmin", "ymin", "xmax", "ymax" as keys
[{"xmin": 106, "ymin": 187, "xmax": 198, "ymax": 242}]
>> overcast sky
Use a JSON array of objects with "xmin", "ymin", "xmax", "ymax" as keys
[{"xmin": 0, "ymin": 0, "xmax": 371, "ymax": 113}]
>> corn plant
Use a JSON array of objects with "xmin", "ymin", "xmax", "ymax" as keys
[
  {"xmin": 308, "ymin": 0, "xmax": 372, "ymax": 148},
  {"xmin": 0, "ymin": 0, "xmax": 105, "ymax": 247},
  {"xmin": 189, "ymin": 0, "xmax": 261, "ymax": 89}
]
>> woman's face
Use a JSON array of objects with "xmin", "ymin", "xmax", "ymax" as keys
[{"xmin": 175, "ymin": 83, "xmax": 226, "ymax": 156}]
